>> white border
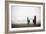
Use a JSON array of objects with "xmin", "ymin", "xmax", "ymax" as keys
[{"xmin": 9, "ymin": 3, "xmax": 43, "ymax": 32}]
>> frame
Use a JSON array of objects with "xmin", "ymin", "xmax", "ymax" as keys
[{"xmin": 5, "ymin": 1, "xmax": 45, "ymax": 33}]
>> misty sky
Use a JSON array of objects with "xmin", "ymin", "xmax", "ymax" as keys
[{"xmin": 11, "ymin": 5, "xmax": 41, "ymax": 24}]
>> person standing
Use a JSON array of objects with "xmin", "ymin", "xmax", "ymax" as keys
[
  {"xmin": 27, "ymin": 17, "xmax": 30, "ymax": 24},
  {"xmin": 33, "ymin": 16, "xmax": 36, "ymax": 24}
]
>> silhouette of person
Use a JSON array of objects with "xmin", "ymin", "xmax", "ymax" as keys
[
  {"xmin": 33, "ymin": 16, "xmax": 36, "ymax": 24},
  {"xmin": 27, "ymin": 17, "xmax": 30, "ymax": 24}
]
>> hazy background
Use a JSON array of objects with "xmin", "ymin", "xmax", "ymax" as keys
[{"xmin": 11, "ymin": 5, "xmax": 41, "ymax": 24}]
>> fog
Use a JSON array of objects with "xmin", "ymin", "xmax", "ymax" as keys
[{"xmin": 11, "ymin": 5, "xmax": 41, "ymax": 24}]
